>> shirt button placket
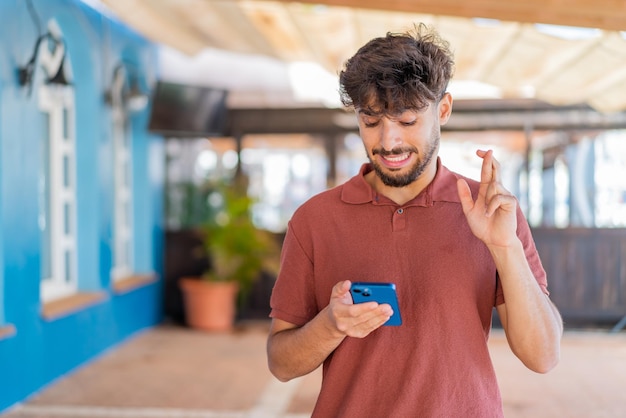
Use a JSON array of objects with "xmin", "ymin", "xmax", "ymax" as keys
[{"xmin": 392, "ymin": 207, "xmax": 406, "ymax": 231}]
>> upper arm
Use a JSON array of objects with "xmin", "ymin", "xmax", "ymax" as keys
[{"xmin": 268, "ymin": 317, "xmax": 300, "ymax": 339}]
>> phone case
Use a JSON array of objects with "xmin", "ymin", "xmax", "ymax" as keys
[{"xmin": 349, "ymin": 282, "xmax": 402, "ymax": 326}]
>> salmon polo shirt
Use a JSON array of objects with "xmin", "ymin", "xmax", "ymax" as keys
[{"xmin": 270, "ymin": 158, "xmax": 548, "ymax": 418}]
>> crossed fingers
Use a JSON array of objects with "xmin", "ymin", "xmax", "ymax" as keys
[{"xmin": 478, "ymin": 149, "xmax": 514, "ymax": 216}]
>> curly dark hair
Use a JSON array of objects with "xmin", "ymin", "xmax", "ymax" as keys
[{"xmin": 338, "ymin": 23, "xmax": 454, "ymax": 114}]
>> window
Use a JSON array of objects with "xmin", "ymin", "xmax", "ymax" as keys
[
  {"xmin": 109, "ymin": 67, "xmax": 134, "ymax": 280},
  {"xmin": 38, "ymin": 84, "xmax": 77, "ymax": 302},
  {"xmin": 164, "ymin": 135, "xmax": 329, "ymax": 234},
  {"xmin": 336, "ymin": 132, "xmax": 367, "ymax": 185},
  {"xmin": 164, "ymin": 138, "xmax": 237, "ymax": 230},
  {"xmin": 553, "ymin": 155, "xmax": 571, "ymax": 228},
  {"xmin": 595, "ymin": 131, "xmax": 626, "ymax": 227},
  {"xmin": 241, "ymin": 135, "xmax": 328, "ymax": 232}
]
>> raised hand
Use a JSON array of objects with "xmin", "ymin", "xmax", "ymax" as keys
[{"xmin": 456, "ymin": 149, "xmax": 518, "ymax": 248}]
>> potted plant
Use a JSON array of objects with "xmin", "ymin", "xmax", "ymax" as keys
[{"xmin": 179, "ymin": 178, "xmax": 279, "ymax": 331}]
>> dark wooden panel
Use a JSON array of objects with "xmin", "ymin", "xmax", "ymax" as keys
[
  {"xmin": 532, "ymin": 228, "xmax": 626, "ymax": 324},
  {"xmin": 165, "ymin": 228, "xmax": 626, "ymax": 326},
  {"xmin": 163, "ymin": 230, "xmax": 283, "ymax": 323}
]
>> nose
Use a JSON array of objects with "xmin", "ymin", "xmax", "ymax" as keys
[{"xmin": 379, "ymin": 118, "xmax": 403, "ymax": 151}]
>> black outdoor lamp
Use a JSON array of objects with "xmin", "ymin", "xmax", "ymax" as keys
[
  {"xmin": 17, "ymin": 32, "xmax": 72, "ymax": 93},
  {"xmin": 104, "ymin": 63, "xmax": 149, "ymax": 113}
]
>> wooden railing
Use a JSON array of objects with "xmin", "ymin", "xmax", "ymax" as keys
[
  {"xmin": 532, "ymin": 228, "xmax": 626, "ymax": 328},
  {"xmin": 165, "ymin": 229, "xmax": 626, "ymax": 328}
]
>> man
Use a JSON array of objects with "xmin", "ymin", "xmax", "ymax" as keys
[{"xmin": 267, "ymin": 24, "xmax": 563, "ymax": 417}]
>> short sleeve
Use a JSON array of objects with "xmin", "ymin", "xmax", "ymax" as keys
[{"xmin": 269, "ymin": 220, "xmax": 319, "ymax": 326}]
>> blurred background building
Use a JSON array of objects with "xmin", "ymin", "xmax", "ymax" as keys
[{"xmin": 1, "ymin": 0, "xmax": 625, "ymax": 412}]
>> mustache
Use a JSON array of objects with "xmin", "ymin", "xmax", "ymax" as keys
[{"xmin": 372, "ymin": 147, "xmax": 418, "ymax": 156}]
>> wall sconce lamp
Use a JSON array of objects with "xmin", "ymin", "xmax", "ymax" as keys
[
  {"xmin": 17, "ymin": 32, "xmax": 72, "ymax": 93},
  {"xmin": 105, "ymin": 64, "xmax": 149, "ymax": 113}
]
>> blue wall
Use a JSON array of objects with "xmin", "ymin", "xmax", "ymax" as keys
[
  {"xmin": 0, "ymin": 25, "xmax": 4, "ymax": 327},
  {"xmin": 0, "ymin": 0, "xmax": 164, "ymax": 411}
]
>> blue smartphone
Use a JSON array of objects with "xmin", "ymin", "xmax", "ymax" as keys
[{"xmin": 349, "ymin": 282, "xmax": 402, "ymax": 326}]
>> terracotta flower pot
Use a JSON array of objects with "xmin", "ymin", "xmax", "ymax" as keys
[{"xmin": 179, "ymin": 278, "xmax": 239, "ymax": 332}]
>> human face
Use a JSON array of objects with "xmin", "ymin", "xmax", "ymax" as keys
[{"xmin": 357, "ymin": 97, "xmax": 451, "ymax": 188}]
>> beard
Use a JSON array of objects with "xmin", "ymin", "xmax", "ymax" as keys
[{"xmin": 368, "ymin": 127, "xmax": 440, "ymax": 188}]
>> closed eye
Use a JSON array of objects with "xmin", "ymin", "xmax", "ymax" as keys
[
  {"xmin": 361, "ymin": 116, "xmax": 381, "ymax": 127},
  {"xmin": 363, "ymin": 120, "xmax": 380, "ymax": 127}
]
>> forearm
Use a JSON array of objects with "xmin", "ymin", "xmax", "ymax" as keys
[
  {"xmin": 267, "ymin": 307, "xmax": 346, "ymax": 382},
  {"xmin": 491, "ymin": 240, "xmax": 563, "ymax": 373}
]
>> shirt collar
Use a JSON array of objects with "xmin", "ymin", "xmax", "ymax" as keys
[{"xmin": 341, "ymin": 157, "xmax": 463, "ymax": 207}]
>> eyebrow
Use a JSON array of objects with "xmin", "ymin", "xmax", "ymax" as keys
[
  {"xmin": 358, "ymin": 108, "xmax": 415, "ymax": 118},
  {"xmin": 357, "ymin": 108, "xmax": 382, "ymax": 117}
]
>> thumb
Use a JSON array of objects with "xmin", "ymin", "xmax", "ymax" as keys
[
  {"xmin": 332, "ymin": 280, "xmax": 353, "ymax": 303},
  {"xmin": 456, "ymin": 178, "xmax": 474, "ymax": 215}
]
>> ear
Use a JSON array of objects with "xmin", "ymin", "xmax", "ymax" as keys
[{"xmin": 437, "ymin": 92, "xmax": 453, "ymax": 125}]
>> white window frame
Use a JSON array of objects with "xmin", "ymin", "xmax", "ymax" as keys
[
  {"xmin": 38, "ymin": 21, "xmax": 78, "ymax": 302},
  {"xmin": 110, "ymin": 66, "xmax": 134, "ymax": 281},
  {"xmin": 38, "ymin": 84, "xmax": 77, "ymax": 302}
]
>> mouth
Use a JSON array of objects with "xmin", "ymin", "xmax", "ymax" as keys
[{"xmin": 377, "ymin": 152, "xmax": 414, "ymax": 169}]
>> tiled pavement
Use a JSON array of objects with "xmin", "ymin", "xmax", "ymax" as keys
[{"xmin": 2, "ymin": 321, "xmax": 626, "ymax": 418}]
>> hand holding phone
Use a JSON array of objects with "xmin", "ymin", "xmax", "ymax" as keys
[{"xmin": 349, "ymin": 282, "xmax": 402, "ymax": 326}]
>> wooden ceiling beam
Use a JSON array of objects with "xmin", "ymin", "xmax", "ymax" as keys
[
  {"xmin": 269, "ymin": 0, "xmax": 626, "ymax": 31},
  {"xmin": 225, "ymin": 101, "xmax": 626, "ymax": 136}
]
